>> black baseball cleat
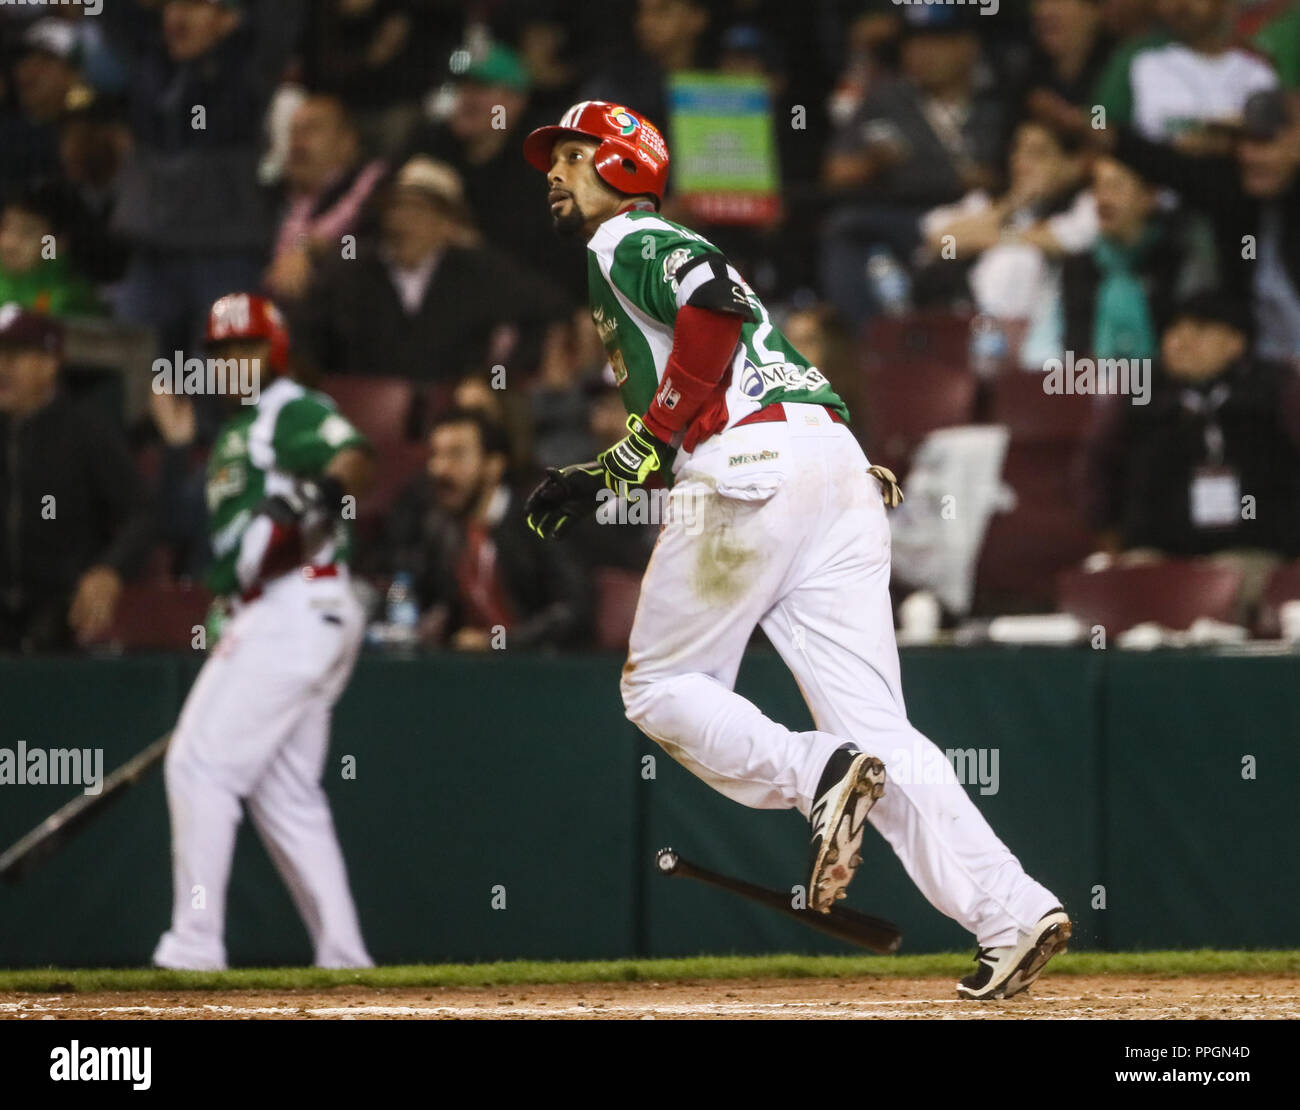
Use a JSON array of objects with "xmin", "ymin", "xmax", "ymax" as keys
[
  {"xmin": 808, "ymin": 747, "xmax": 885, "ymax": 913},
  {"xmin": 956, "ymin": 907, "xmax": 1073, "ymax": 1000}
]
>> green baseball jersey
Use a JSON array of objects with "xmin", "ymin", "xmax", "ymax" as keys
[
  {"xmin": 586, "ymin": 210, "xmax": 848, "ymax": 449},
  {"xmin": 205, "ymin": 377, "xmax": 367, "ymax": 597}
]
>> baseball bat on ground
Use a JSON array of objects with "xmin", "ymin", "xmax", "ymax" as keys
[
  {"xmin": 0, "ymin": 732, "xmax": 172, "ymax": 883},
  {"xmin": 655, "ymin": 847, "xmax": 902, "ymax": 954}
]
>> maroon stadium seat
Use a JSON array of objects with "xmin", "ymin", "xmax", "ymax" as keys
[
  {"xmin": 1255, "ymin": 560, "xmax": 1300, "ymax": 637},
  {"xmin": 1056, "ymin": 561, "xmax": 1243, "ymax": 636},
  {"xmin": 990, "ymin": 371, "xmax": 1098, "ymax": 445},
  {"xmin": 862, "ymin": 310, "xmax": 973, "ymax": 371},
  {"xmin": 594, "ymin": 567, "xmax": 643, "ymax": 652},
  {"xmin": 318, "ymin": 375, "xmax": 416, "ymax": 447},
  {"xmin": 861, "ymin": 357, "xmax": 978, "ymax": 475},
  {"xmin": 99, "ymin": 581, "xmax": 213, "ymax": 651},
  {"xmin": 318, "ymin": 375, "xmax": 429, "ymax": 522},
  {"xmin": 975, "ymin": 443, "xmax": 1095, "ymax": 611}
]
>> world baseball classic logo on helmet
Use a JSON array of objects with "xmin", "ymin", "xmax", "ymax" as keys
[{"xmin": 610, "ymin": 105, "xmax": 668, "ymax": 171}]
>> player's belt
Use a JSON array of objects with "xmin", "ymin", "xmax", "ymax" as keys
[
  {"xmin": 733, "ymin": 403, "xmax": 845, "ymax": 429},
  {"xmin": 240, "ymin": 563, "xmax": 340, "ymax": 603}
]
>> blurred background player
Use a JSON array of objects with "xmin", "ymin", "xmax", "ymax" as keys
[
  {"xmin": 153, "ymin": 292, "xmax": 373, "ymax": 970},
  {"xmin": 521, "ymin": 101, "xmax": 1071, "ymax": 1000}
]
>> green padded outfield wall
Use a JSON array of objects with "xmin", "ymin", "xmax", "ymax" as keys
[{"xmin": 0, "ymin": 648, "xmax": 1294, "ymax": 966}]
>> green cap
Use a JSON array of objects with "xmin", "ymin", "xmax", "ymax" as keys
[{"xmin": 463, "ymin": 44, "xmax": 530, "ymax": 92}]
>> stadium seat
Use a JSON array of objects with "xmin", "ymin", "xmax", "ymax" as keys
[
  {"xmin": 1056, "ymin": 561, "xmax": 1243, "ymax": 636},
  {"xmin": 862, "ymin": 310, "xmax": 973, "ymax": 371},
  {"xmin": 366, "ymin": 440, "xmax": 430, "ymax": 521},
  {"xmin": 318, "ymin": 375, "xmax": 417, "ymax": 446},
  {"xmin": 990, "ymin": 371, "xmax": 1099, "ymax": 445},
  {"xmin": 594, "ymin": 567, "xmax": 642, "ymax": 652},
  {"xmin": 98, "ymin": 581, "xmax": 213, "ymax": 652},
  {"xmin": 1255, "ymin": 560, "xmax": 1300, "ymax": 637},
  {"xmin": 318, "ymin": 375, "xmax": 431, "ymax": 523},
  {"xmin": 975, "ymin": 443, "xmax": 1095, "ymax": 611},
  {"xmin": 860, "ymin": 357, "xmax": 978, "ymax": 475}
]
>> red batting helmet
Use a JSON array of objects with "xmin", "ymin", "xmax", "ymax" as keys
[
  {"xmin": 523, "ymin": 101, "xmax": 670, "ymax": 206},
  {"xmin": 205, "ymin": 292, "xmax": 289, "ymax": 374}
]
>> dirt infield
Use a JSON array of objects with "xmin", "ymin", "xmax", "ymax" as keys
[{"xmin": 3, "ymin": 974, "xmax": 1297, "ymax": 1019}]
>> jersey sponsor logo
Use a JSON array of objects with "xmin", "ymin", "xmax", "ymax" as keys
[
  {"xmin": 591, "ymin": 303, "xmax": 618, "ymax": 344},
  {"xmin": 610, "ymin": 349, "xmax": 629, "ymax": 386},
  {"xmin": 661, "ymin": 247, "xmax": 693, "ymax": 293},
  {"xmin": 737, "ymin": 357, "xmax": 829, "ymax": 399},
  {"xmin": 728, "ymin": 450, "xmax": 780, "ymax": 467}
]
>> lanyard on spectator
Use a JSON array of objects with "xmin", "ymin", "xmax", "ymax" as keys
[{"xmin": 1180, "ymin": 384, "xmax": 1230, "ymax": 465}]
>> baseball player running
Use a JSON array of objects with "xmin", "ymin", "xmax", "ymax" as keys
[
  {"xmin": 153, "ymin": 293, "xmax": 372, "ymax": 970},
  {"xmin": 522, "ymin": 102, "xmax": 1071, "ymax": 999}
]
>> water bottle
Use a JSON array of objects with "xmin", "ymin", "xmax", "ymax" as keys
[
  {"xmin": 968, "ymin": 314, "xmax": 1007, "ymax": 380},
  {"xmin": 385, "ymin": 571, "xmax": 420, "ymax": 646},
  {"xmin": 865, "ymin": 249, "xmax": 911, "ymax": 316}
]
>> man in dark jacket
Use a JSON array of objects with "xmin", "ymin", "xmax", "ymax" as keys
[
  {"xmin": 0, "ymin": 306, "xmax": 151, "ymax": 652},
  {"xmin": 105, "ymin": 0, "xmax": 305, "ymax": 355},
  {"xmin": 293, "ymin": 157, "xmax": 570, "ymax": 384},
  {"xmin": 389, "ymin": 408, "xmax": 589, "ymax": 651},
  {"xmin": 1083, "ymin": 294, "xmax": 1300, "ymax": 603}
]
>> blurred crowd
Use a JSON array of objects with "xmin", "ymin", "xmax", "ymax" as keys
[{"xmin": 1, "ymin": 0, "xmax": 1299, "ymax": 653}]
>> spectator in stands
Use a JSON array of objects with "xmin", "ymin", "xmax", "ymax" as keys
[
  {"xmin": 0, "ymin": 306, "xmax": 150, "ymax": 652},
  {"xmin": 403, "ymin": 43, "xmax": 584, "ymax": 295},
  {"xmin": 820, "ymin": 7, "xmax": 1007, "ymax": 325},
  {"xmin": 1254, "ymin": 0, "xmax": 1300, "ymax": 88},
  {"xmin": 388, "ymin": 408, "xmax": 590, "ymax": 651},
  {"xmin": 293, "ymin": 156, "xmax": 570, "ymax": 384},
  {"xmin": 264, "ymin": 94, "xmax": 387, "ymax": 306},
  {"xmin": 105, "ymin": 0, "xmax": 305, "ymax": 358},
  {"xmin": 567, "ymin": 383, "xmax": 660, "ymax": 574},
  {"xmin": 451, "ymin": 369, "xmax": 535, "ymax": 478},
  {"xmin": 0, "ymin": 19, "xmax": 84, "ymax": 196},
  {"xmin": 1112, "ymin": 0, "xmax": 1277, "ymax": 143},
  {"xmin": 1016, "ymin": 0, "xmax": 1116, "ymax": 111},
  {"xmin": 528, "ymin": 310, "xmax": 606, "ymax": 471},
  {"xmin": 0, "ymin": 184, "xmax": 102, "ymax": 316},
  {"xmin": 300, "ymin": 0, "xmax": 461, "ymax": 158},
  {"xmin": 57, "ymin": 85, "xmax": 133, "ymax": 285},
  {"xmin": 918, "ymin": 121, "xmax": 1093, "ymax": 349},
  {"xmin": 1059, "ymin": 154, "xmax": 1216, "ymax": 363},
  {"xmin": 1038, "ymin": 84, "xmax": 1300, "ymax": 363},
  {"xmin": 1082, "ymin": 292, "xmax": 1300, "ymax": 609},
  {"xmin": 580, "ymin": 0, "xmax": 713, "ymax": 128}
]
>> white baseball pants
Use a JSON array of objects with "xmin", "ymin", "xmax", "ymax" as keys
[
  {"xmin": 621, "ymin": 403, "xmax": 1059, "ymax": 947},
  {"xmin": 153, "ymin": 569, "xmax": 372, "ymax": 969}
]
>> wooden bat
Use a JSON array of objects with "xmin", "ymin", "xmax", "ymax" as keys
[
  {"xmin": 0, "ymin": 732, "xmax": 172, "ymax": 883},
  {"xmin": 655, "ymin": 847, "xmax": 902, "ymax": 954}
]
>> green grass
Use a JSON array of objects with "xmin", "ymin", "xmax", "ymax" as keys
[{"xmin": 0, "ymin": 950, "xmax": 1296, "ymax": 994}]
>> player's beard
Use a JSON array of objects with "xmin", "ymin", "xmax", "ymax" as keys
[{"xmin": 552, "ymin": 199, "xmax": 587, "ymax": 238}]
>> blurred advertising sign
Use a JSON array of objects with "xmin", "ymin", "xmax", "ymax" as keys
[{"xmin": 667, "ymin": 74, "xmax": 780, "ymax": 226}]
